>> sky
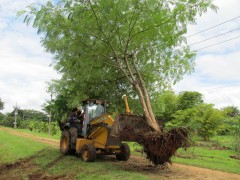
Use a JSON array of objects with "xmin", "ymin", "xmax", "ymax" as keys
[{"xmin": 0, "ymin": 0, "xmax": 240, "ymax": 113}]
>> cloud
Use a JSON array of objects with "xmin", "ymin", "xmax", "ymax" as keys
[
  {"xmin": 196, "ymin": 52, "xmax": 240, "ymax": 81},
  {"xmin": 174, "ymin": 0, "xmax": 240, "ymax": 109},
  {"xmin": 0, "ymin": 0, "xmax": 59, "ymax": 113},
  {"xmin": 1, "ymin": 0, "xmax": 240, "ymax": 114}
]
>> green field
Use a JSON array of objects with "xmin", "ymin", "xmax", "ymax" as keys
[
  {"xmin": 128, "ymin": 135, "xmax": 240, "ymax": 174},
  {"xmin": 0, "ymin": 130, "xmax": 49, "ymax": 164},
  {"xmin": 0, "ymin": 127, "xmax": 239, "ymax": 180},
  {"xmin": 0, "ymin": 128, "xmax": 149, "ymax": 180}
]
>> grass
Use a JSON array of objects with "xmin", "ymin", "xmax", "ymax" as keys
[
  {"xmin": 1, "ymin": 126, "xmax": 61, "ymax": 140},
  {"xmin": 0, "ymin": 129, "xmax": 49, "ymax": 164},
  {"xmin": 173, "ymin": 147, "xmax": 240, "ymax": 174},
  {"xmin": 1, "ymin": 126, "xmax": 240, "ymax": 176},
  {"xmin": 129, "ymin": 135, "xmax": 240, "ymax": 174},
  {"xmin": 35, "ymin": 149, "xmax": 148, "ymax": 180},
  {"xmin": 15, "ymin": 128, "xmax": 61, "ymax": 140},
  {"xmin": 0, "ymin": 128, "xmax": 149, "ymax": 180}
]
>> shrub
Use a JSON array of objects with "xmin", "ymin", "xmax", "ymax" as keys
[{"xmin": 233, "ymin": 118, "xmax": 240, "ymax": 154}]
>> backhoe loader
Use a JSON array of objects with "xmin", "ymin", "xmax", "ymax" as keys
[{"xmin": 60, "ymin": 95, "xmax": 149, "ymax": 162}]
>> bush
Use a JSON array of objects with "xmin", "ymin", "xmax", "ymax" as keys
[
  {"xmin": 1, "ymin": 116, "xmax": 15, "ymax": 127},
  {"xmin": 233, "ymin": 118, "xmax": 240, "ymax": 154},
  {"xmin": 27, "ymin": 120, "xmax": 58, "ymax": 135}
]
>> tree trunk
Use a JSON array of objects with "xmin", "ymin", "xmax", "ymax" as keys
[
  {"xmin": 134, "ymin": 84, "xmax": 161, "ymax": 131},
  {"xmin": 121, "ymin": 55, "xmax": 161, "ymax": 132}
]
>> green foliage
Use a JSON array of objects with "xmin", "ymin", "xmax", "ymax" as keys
[
  {"xmin": 0, "ymin": 112, "xmax": 5, "ymax": 122},
  {"xmin": 153, "ymin": 90, "xmax": 178, "ymax": 122},
  {"xmin": 195, "ymin": 104, "xmax": 223, "ymax": 140},
  {"xmin": 28, "ymin": 121, "xmax": 58, "ymax": 135},
  {"xmin": 8, "ymin": 109, "xmax": 48, "ymax": 121},
  {"xmin": 222, "ymin": 106, "xmax": 240, "ymax": 117},
  {"xmin": 177, "ymin": 91, "xmax": 203, "ymax": 110},
  {"xmin": 21, "ymin": 0, "xmax": 217, "ymax": 119},
  {"xmin": 0, "ymin": 98, "xmax": 4, "ymax": 110},
  {"xmin": 232, "ymin": 118, "xmax": 240, "ymax": 154},
  {"xmin": 166, "ymin": 103, "xmax": 224, "ymax": 140},
  {"xmin": 1, "ymin": 116, "xmax": 15, "ymax": 127},
  {"xmin": 167, "ymin": 108, "xmax": 197, "ymax": 129},
  {"xmin": 217, "ymin": 117, "xmax": 238, "ymax": 135}
]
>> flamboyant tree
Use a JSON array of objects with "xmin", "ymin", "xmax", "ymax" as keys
[{"xmin": 20, "ymin": 0, "xmax": 217, "ymax": 131}]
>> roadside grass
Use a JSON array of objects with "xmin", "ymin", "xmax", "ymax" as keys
[
  {"xmin": 0, "ymin": 129, "xmax": 49, "ymax": 164},
  {"xmin": 1, "ymin": 126, "xmax": 239, "ymax": 175},
  {"xmin": 15, "ymin": 127, "xmax": 61, "ymax": 140},
  {"xmin": 173, "ymin": 147, "xmax": 240, "ymax": 174},
  {"xmin": 0, "ymin": 128, "xmax": 149, "ymax": 180},
  {"xmin": 129, "ymin": 136, "xmax": 240, "ymax": 174},
  {"xmin": 0, "ymin": 126, "xmax": 61, "ymax": 140},
  {"xmin": 35, "ymin": 149, "xmax": 148, "ymax": 180}
]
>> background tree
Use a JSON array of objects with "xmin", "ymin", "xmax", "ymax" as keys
[
  {"xmin": 177, "ymin": 91, "xmax": 203, "ymax": 110},
  {"xmin": 21, "ymin": 0, "xmax": 217, "ymax": 131},
  {"xmin": 222, "ymin": 106, "xmax": 240, "ymax": 117},
  {"xmin": 0, "ymin": 98, "xmax": 4, "ymax": 110},
  {"xmin": 195, "ymin": 104, "xmax": 223, "ymax": 140},
  {"xmin": 152, "ymin": 90, "xmax": 178, "ymax": 123}
]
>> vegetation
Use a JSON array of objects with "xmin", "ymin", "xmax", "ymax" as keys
[
  {"xmin": 1, "ymin": 127, "xmax": 240, "ymax": 177},
  {"xmin": 0, "ymin": 129, "xmax": 148, "ymax": 179},
  {"xmin": 0, "ymin": 108, "xmax": 58, "ymax": 135},
  {"xmin": 19, "ymin": 0, "xmax": 217, "ymax": 131},
  {"xmin": 129, "ymin": 135, "xmax": 240, "ymax": 174},
  {"xmin": 233, "ymin": 118, "xmax": 240, "ymax": 154},
  {"xmin": 0, "ymin": 129, "xmax": 48, "ymax": 164},
  {"xmin": 0, "ymin": 98, "xmax": 4, "ymax": 110}
]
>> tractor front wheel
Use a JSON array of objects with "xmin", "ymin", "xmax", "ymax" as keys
[
  {"xmin": 80, "ymin": 144, "xmax": 96, "ymax": 162},
  {"xmin": 116, "ymin": 143, "xmax": 130, "ymax": 161},
  {"xmin": 60, "ymin": 130, "xmax": 71, "ymax": 155}
]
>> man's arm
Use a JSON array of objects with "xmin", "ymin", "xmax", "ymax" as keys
[{"xmin": 68, "ymin": 115, "xmax": 79, "ymax": 124}]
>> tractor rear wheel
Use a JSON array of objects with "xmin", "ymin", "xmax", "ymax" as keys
[
  {"xmin": 60, "ymin": 130, "xmax": 71, "ymax": 155},
  {"xmin": 116, "ymin": 143, "xmax": 130, "ymax": 161},
  {"xmin": 80, "ymin": 144, "xmax": 96, "ymax": 162}
]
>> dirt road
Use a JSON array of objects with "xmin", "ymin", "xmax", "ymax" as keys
[{"xmin": 0, "ymin": 127, "xmax": 239, "ymax": 180}]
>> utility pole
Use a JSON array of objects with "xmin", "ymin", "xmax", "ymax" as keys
[
  {"xmin": 46, "ymin": 89, "xmax": 54, "ymax": 137},
  {"xmin": 48, "ymin": 92, "xmax": 53, "ymax": 137},
  {"xmin": 14, "ymin": 103, "xmax": 19, "ymax": 128}
]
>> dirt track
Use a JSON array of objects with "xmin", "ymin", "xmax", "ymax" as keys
[{"xmin": 0, "ymin": 126, "xmax": 240, "ymax": 180}]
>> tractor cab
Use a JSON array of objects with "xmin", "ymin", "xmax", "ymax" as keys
[
  {"xmin": 60, "ymin": 98, "xmax": 131, "ymax": 162},
  {"xmin": 81, "ymin": 99, "xmax": 107, "ymax": 136}
]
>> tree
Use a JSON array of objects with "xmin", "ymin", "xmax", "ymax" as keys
[
  {"xmin": 177, "ymin": 91, "xmax": 203, "ymax": 110},
  {"xmin": 0, "ymin": 98, "xmax": 4, "ymax": 110},
  {"xmin": 20, "ymin": 0, "xmax": 217, "ymax": 131},
  {"xmin": 195, "ymin": 104, "xmax": 223, "ymax": 140},
  {"xmin": 152, "ymin": 90, "xmax": 178, "ymax": 122},
  {"xmin": 222, "ymin": 106, "xmax": 240, "ymax": 117}
]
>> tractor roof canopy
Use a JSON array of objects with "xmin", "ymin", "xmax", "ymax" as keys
[{"xmin": 82, "ymin": 99, "xmax": 106, "ymax": 106}]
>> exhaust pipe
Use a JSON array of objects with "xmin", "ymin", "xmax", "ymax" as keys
[{"xmin": 122, "ymin": 94, "xmax": 131, "ymax": 114}]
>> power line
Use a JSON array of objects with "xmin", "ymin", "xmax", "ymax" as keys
[
  {"xmin": 195, "ymin": 35, "xmax": 240, "ymax": 51},
  {"xmin": 189, "ymin": 27, "xmax": 240, "ymax": 46},
  {"xmin": 187, "ymin": 15, "xmax": 240, "ymax": 38},
  {"xmin": 176, "ymin": 84, "xmax": 240, "ymax": 92},
  {"xmin": 199, "ymin": 85, "xmax": 240, "ymax": 91}
]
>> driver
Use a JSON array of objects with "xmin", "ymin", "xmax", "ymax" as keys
[{"xmin": 68, "ymin": 107, "xmax": 80, "ymax": 149}]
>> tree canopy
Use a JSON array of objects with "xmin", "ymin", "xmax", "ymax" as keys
[
  {"xmin": 0, "ymin": 98, "xmax": 4, "ymax": 110},
  {"xmin": 20, "ymin": 0, "xmax": 217, "ymax": 131}
]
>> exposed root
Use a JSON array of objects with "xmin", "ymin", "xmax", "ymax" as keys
[{"xmin": 120, "ymin": 127, "xmax": 189, "ymax": 166}]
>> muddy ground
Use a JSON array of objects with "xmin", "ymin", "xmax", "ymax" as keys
[{"xmin": 0, "ymin": 127, "xmax": 240, "ymax": 180}]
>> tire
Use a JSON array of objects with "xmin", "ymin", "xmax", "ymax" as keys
[
  {"xmin": 80, "ymin": 144, "xmax": 96, "ymax": 162},
  {"xmin": 60, "ymin": 130, "xmax": 71, "ymax": 155},
  {"xmin": 116, "ymin": 143, "xmax": 130, "ymax": 161}
]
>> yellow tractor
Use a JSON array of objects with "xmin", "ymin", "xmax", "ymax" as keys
[{"xmin": 60, "ymin": 96, "xmax": 147, "ymax": 162}]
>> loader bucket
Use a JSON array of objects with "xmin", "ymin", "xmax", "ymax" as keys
[{"xmin": 110, "ymin": 113, "xmax": 151, "ymax": 141}]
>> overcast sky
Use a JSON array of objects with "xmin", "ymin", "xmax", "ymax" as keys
[{"xmin": 0, "ymin": 0, "xmax": 240, "ymax": 113}]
